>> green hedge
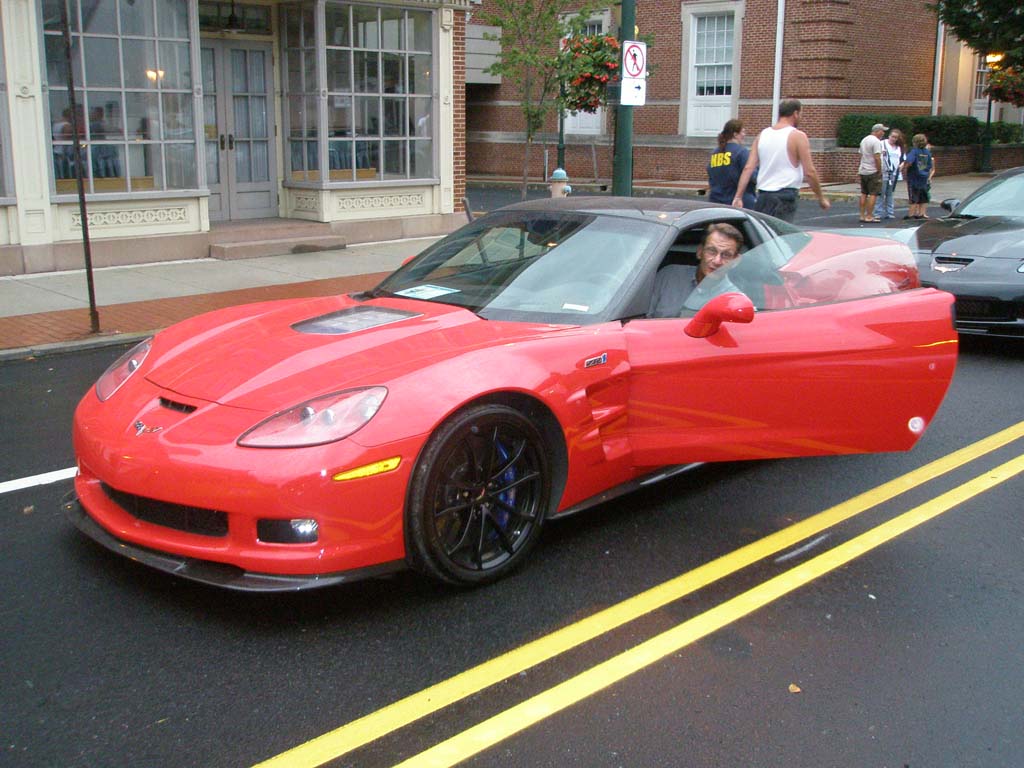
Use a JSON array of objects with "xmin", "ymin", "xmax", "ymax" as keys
[
  {"xmin": 836, "ymin": 113, "xmax": 985, "ymax": 147},
  {"xmin": 910, "ymin": 115, "xmax": 980, "ymax": 146},
  {"xmin": 991, "ymin": 120, "xmax": 1024, "ymax": 144},
  {"xmin": 836, "ymin": 114, "xmax": 914, "ymax": 147}
]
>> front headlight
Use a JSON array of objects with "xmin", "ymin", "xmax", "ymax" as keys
[
  {"xmin": 95, "ymin": 338, "xmax": 152, "ymax": 401},
  {"xmin": 237, "ymin": 386, "xmax": 387, "ymax": 448}
]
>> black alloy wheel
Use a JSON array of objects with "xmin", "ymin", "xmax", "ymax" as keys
[{"xmin": 406, "ymin": 403, "xmax": 553, "ymax": 585}]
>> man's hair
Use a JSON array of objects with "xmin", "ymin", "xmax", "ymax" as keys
[
  {"xmin": 702, "ymin": 222, "xmax": 745, "ymax": 251},
  {"xmin": 778, "ymin": 99, "xmax": 802, "ymax": 118},
  {"xmin": 912, "ymin": 133, "xmax": 928, "ymax": 149}
]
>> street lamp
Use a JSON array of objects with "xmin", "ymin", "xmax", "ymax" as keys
[{"xmin": 980, "ymin": 52, "xmax": 1004, "ymax": 173}]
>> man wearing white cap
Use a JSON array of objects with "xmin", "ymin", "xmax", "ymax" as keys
[{"xmin": 858, "ymin": 123, "xmax": 887, "ymax": 222}]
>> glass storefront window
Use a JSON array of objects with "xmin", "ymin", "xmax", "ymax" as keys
[
  {"xmin": 43, "ymin": 0, "xmax": 198, "ymax": 195},
  {"xmin": 283, "ymin": 1, "xmax": 435, "ymax": 185}
]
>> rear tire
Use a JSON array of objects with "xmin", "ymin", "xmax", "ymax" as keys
[{"xmin": 406, "ymin": 404, "xmax": 553, "ymax": 585}]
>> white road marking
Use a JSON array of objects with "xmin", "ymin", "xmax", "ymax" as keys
[{"xmin": 1, "ymin": 467, "xmax": 77, "ymax": 496}]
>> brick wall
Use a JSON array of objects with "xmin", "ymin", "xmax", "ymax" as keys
[
  {"xmin": 454, "ymin": 13, "xmax": 467, "ymax": 211},
  {"xmin": 465, "ymin": 0, "xmax": 1018, "ymax": 184}
]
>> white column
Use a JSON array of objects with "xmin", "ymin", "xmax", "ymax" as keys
[
  {"xmin": 3, "ymin": 0, "xmax": 56, "ymax": 245},
  {"xmin": 437, "ymin": 7, "xmax": 455, "ymax": 214}
]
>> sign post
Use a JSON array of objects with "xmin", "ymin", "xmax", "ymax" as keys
[{"xmin": 612, "ymin": 9, "xmax": 643, "ymax": 195}]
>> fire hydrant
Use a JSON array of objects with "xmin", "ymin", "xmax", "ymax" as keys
[{"xmin": 549, "ymin": 168, "xmax": 572, "ymax": 197}]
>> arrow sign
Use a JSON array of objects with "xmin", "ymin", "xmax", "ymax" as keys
[{"xmin": 620, "ymin": 76, "xmax": 646, "ymax": 106}]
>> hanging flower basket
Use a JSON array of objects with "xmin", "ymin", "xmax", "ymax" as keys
[
  {"xmin": 985, "ymin": 68, "xmax": 1024, "ymax": 108},
  {"xmin": 560, "ymin": 35, "xmax": 622, "ymax": 114}
]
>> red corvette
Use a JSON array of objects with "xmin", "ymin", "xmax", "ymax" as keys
[{"xmin": 66, "ymin": 199, "xmax": 958, "ymax": 590}]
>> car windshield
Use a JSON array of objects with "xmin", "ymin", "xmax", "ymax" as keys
[
  {"xmin": 373, "ymin": 210, "xmax": 667, "ymax": 323},
  {"xmin": 956, "ymin": 173, "xmax": 1024, "ymax": 218}
]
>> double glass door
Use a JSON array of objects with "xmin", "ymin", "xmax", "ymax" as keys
[{"xmin": 202, "ymin": 40, "xmax": 277, "ymax": 220}]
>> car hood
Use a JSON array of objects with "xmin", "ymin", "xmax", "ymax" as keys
[
  {"xmin": 911, "ymin": 216, "xmax": 1024, "ymax": 259},
  {"xmin": 144, "ymin": 295, "xmax": 569, "ymax": 411}
]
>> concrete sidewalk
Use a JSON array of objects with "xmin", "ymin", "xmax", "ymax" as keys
[
  {"xmin": 0, "ymin": 172, "xmax": 997, "ymax": 360},
  {"xmin": 0, "ymin": 237, "xmax": 436, "ymax": 360}
]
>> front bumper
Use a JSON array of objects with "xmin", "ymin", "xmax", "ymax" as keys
[{"xmin": 63, "ymin": 491, "xmax": 404, "ymax": 592}]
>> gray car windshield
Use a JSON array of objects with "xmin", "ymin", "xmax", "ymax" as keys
[
  {"xmin": 373, "ymin": 211, "xmax": 666, "ymax": 323},
  {"xmin": 957, "ymin": 173, "xmax": 1024, "ymax": 218}
]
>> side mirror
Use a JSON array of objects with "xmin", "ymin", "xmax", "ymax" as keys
[
  {"xmin": 685, "ymin": 292, "xmax": 755, "ymax": 338},
  {"xmin": 940, "ymin": 198, "xmax": 960, "ymax": 213}
]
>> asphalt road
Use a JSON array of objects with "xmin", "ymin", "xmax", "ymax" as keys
[{"xmin": 2, "ymin": 333, "xmax": 1022, "ymax": 767}]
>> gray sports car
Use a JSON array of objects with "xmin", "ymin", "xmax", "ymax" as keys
[{"xmin": 908, "ymin": 166, "xmax": 1024, "ymax": 338}]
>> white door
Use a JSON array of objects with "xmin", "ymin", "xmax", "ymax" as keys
[
  {"xmin": 564, "ymin": 17, "xmax": 608, "ymax": 136},
  {"xmin": 202, "ymin": 40, "xmax": 277, "ymax": 221},
  {"xmin": 687, "ymin": 13, "xmax": 735, "ymax": 137}
]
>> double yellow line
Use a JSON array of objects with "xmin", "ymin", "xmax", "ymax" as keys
[{"xmin": 255, "ymin": 422, "xmax": 1024, "ymax": 768}]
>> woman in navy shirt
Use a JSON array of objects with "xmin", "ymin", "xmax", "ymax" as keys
[{"xmin": 707, "ymin": 119, "xmax": 757, "ymax": 209}]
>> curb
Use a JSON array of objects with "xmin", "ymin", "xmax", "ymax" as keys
[{"xmin": 0, "ymin": 330, "xmax": 151, "ymax": 363}]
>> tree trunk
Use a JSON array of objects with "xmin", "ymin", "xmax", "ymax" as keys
[{"xmin": 521, "ymin": 138, "xmax": 532, "ymax": 200}]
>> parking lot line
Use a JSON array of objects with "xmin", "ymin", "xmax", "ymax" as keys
[
  {"xmin": 253, "ymin": 421, "xmax": 1024, "ymax": 768},
  {"xmin": 393, "ymin": 453, "xmax": 1024, "ymax": 768}
]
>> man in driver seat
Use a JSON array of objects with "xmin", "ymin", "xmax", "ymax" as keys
[{"xmin": 649, "ymin": 223, "xmax": 745, "ymax": 317}]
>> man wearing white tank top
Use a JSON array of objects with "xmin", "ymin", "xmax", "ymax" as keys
[{"xmin": 731, "ymin": 99, "xmax": 830, "ymax": 222}]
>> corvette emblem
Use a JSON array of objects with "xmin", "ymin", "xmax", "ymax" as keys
[{"xmin": 133, "ymin": 421, "xmax": 163, "ymax": 436}]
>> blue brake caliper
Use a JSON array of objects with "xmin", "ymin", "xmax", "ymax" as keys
[{"xmin": 492, "ymin": 440, "xmax": 515, "ymax": 537}]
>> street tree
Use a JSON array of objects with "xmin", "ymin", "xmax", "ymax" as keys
[
  {"xmin": 933, "ymin": 0, "xmax": 1024, "ymax": 68},
  {"xmin": 476, "ymin": 0, "xmax": 598, "ymax": 198}
]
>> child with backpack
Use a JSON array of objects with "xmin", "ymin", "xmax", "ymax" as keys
[{"xmin": 901, "ymin": 133, "xmax": 934, "ymax": 219}]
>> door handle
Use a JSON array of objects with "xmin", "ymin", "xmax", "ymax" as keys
[
  {"xmin": 227, "ymin": 134, "xmax": 234, "ymax": 150},
  {"xmin": 219, "ymin": 134, "xmax": 225, "ymax": 150}
]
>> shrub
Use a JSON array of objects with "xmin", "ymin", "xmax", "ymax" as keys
[
  {"xmin": 991, "ymin": 120, "xmax": 1024, "ymax": 144},
  {"xmin": 835, "ymin": 114, "xmax": 914, "ymax": 147},
  {"xmin": 910, "ymin": 115, "xmax": 980, "ymax": 146}
]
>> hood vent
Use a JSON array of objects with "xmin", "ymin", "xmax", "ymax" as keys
[
  {"xmin": 292, "ymin": 306, "xmax": 421, "ymax": 335},
  {"xmin": 159, "ymin": 397, "xmax": 197, "ymax": 414},
  {"xmin": 932, "ymin": 256, "xmax": 973, "ymax": 274}
]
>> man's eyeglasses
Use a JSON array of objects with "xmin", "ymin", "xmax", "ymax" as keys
[{"xmin": 701, "ymin": 245, "xmax": 739, "ymax": 261}]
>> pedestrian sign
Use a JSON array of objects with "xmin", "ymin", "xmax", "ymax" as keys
[
  {"xmin": 620, "ymin": 40, "xmax": 647, "ymax": 106},
  {"xmin": 622, "ymin": 41, "xmax": 647, "ymax": 78}
]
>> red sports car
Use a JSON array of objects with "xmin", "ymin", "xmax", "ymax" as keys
[{"xmin": 66, "ymin": 198, "xmax": 958, "ymax": 590}]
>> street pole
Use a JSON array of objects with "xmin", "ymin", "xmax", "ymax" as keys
[
  {"xmin": 60, "ymin": 1, "xmax": 100, "ymax": 334},
  {"xmin": 980, "ymin": 93, "xmax": 993, "ymax": 173},
  {"xmin": 611, "ymin": 0, "xmax": 635, "ymax": 196},
  {"xmin": 979, "ymin": 52, "xmax": 1003, "ymax": 174},
  {"xmin": 557, "ymin": 83, "xmax": 566, "ymax": 170}
]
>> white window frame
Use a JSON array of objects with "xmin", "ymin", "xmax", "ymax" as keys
[
  {"xmin": 562, "ymin": 9, "xmax": 612, "ymax": 136},
  {"xmin": 680, "ymin": 0, "xmax": 743, "ymax": 137}
]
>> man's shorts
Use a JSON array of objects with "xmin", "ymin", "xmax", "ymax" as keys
[
  {"xmin": 859, "ymin": 172, "xmax": 882, "ymax": 196},
  {"xmin": 908, "ymin": 184, "xmax": 931, "ymax": 204},
  {"xmin": 753, "ymin": 187, "xmax": 799, "ymax": 222}
]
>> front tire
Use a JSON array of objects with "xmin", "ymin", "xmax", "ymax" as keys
[{"xmin": 406, "ymin": 404, "xmax": 553, "ymax": 585}]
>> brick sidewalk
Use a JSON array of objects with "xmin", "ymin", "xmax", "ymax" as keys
[{"xmin": 0, "ymin": 271, "xmax": 387, "ymax": 354}]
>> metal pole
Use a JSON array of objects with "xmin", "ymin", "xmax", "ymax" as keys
[
  {"xmin": 611, "ymin": 0, "xmax": 635, "ymax": 196},
  {"xmin": 557, "ymin": 83, "xmax": 566, "ymax": 170},
  {"xmin": 60, "ymin": 0, "xmax": 100, "ymax": 334},
  {"xmin": 980, "ymin": 92, "xmax": 993, "ymax": 173}
]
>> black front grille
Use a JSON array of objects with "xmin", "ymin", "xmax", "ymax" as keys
[
  {"xmin": 955, "ymin": 298, "xmax": 1014, "ymax": 321},
  {"xmin": 102, "ymin": 483, "xmax": 228, "ymax": 537}
]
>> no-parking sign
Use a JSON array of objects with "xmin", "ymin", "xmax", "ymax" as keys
[{"xmin": 620, "ymin": 40, "xmax": 647, "ymax": 106}]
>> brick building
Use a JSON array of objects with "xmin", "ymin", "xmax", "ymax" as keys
[
  {"xmin": 1, "ymin": 0, "xmax": 470, "ymax": 276},
  {"xmin": 465, "ymin": 0, "xmax": 1024, "ymax": 184}
]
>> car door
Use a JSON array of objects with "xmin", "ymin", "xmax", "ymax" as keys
[{"xmin": 623, "ymin": 287, "xmax": 957, "ymax": 468}]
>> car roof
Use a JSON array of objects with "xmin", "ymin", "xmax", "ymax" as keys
[{"xmin": 499, "ymin": 195, "xmax": 727, "ymax": 224}]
